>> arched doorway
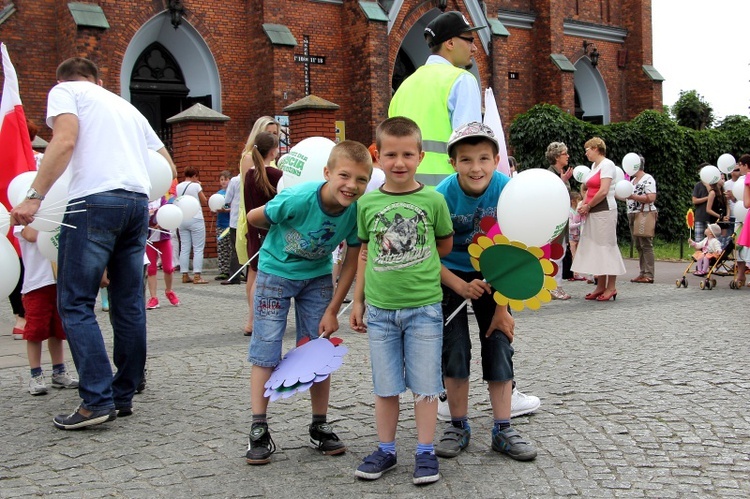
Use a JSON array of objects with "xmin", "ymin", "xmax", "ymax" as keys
[
  {"xmin": 120, "ymin": 12, "xmax": 221, "ymax": 147},
  {"xmin": 391, "ymin": 8, "xmax": 481, "ymax": 94},
  {"xmin": 573, "ymin": 58, "xmax": 610, "ymax": 124}
]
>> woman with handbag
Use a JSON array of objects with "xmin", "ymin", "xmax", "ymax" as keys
[
  {"xmin": 571, "ymin": 137, "xmax": 626, "ymax": 301},
  {"xmin": 627, "ymin": 155, "xmax": 658, "ymax": 283}
]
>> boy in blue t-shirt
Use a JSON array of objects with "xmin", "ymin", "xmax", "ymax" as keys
[
  {"xmin": 244, "ymin": 140, "xmax": 372, "ymax": 465},
  {"xmin": 214, "ymin": 170, "xmax": 231, "ymax": 280},
  {"xmin": 351, "ymin": 117, "xmax": 454, "ymax": 485},
  {"xmin": 434, "ymin": 122, "xmax": 537, "ymax": 461}
]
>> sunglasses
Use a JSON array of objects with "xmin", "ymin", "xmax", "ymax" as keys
[{"xmin": 456, "ymin": 35, "xmax": 474, "ymax": 44}]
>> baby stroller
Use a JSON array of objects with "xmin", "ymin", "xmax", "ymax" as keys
[{"xmin": 676, "ymin": 232, "xmax": 735, "ymax": 290}]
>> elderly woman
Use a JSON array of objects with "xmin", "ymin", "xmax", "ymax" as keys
[
  {"xmin": 626, "ymin": 155, "xmax": 657, "ymax": 283},
  {"xmin": 571, "ymin": 137, "xmax": 626, "ymax": 301},
  {"xmin": 545, "ymin": 142, "xmax": 574, "ymax": 300}
]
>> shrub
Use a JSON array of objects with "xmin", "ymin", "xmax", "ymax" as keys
[{"xmin": 509, "ymin": 105, "xmax": 750, "ymax": 242}]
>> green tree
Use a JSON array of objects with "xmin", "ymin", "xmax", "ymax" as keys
[{"xmin": 671, "ymin": 90, "xmax": 714, "ymax": 130}]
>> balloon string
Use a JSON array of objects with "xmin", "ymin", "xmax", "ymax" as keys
[
  {"xmin": 42, "ymin": 199, "xmax": 86, "ymax": 210},
  {"xmin": 33, "ymin": 217, "xmax": 76, "ymax": 229},
  {"xmin": 444, "ymin": 279, "xmax": 487, "ymax": 326},
  {"xmin": 226, "ymin": 251, "xmax": 259, "ymax": 282},
  {"xmin": 146, "ymin": 241, "xmax": 162, "ymax": 255}
]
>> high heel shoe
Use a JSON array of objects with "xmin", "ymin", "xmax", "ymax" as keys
[
  {"xmin": 585, "ymin": 290, "xmax": 605, "ymax": 300},
  {"xmin": 596, "ymin": 289, "xmax": 617, "ymax": 301}
]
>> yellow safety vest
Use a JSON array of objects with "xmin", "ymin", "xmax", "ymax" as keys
[{"xmin": 389, "ymin": 64, "xmax": 466, "ymax": 186}]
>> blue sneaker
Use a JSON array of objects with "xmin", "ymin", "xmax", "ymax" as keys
[
  {"xmin": 355, "ymin": 449, "xmax": 397, "ymax": 480},
  {"xmin": 412, "ymin": 453, "xmax": 440, "ymax": 485}
]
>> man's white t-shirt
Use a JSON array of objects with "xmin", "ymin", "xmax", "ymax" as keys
[{"xmin": 46, "ymin": 81, "xmax": 163, "ymax": 199}]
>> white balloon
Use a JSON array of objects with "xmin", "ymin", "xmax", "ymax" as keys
[
  {"xmin": 175, "ymin": 195, "xmax": 201, "ymax": 219},
  {"xmin": 734, "ymin": 199, "xmax": 748, "ymax": 222},
  {"xmin": 36, "ymin": 229, "xmax": 60, "ymax": 263},
  {"xmin": 699, "ymin": 165, "xmax": 721, "ymax": 185},
  {"xmin": 732, "ymin": 175, "xmax": 746, "ymax": 201},
  {"xmin": 0, "ymin": 235, "xmax": 21, "ymax": 299},
  {"xmin": 717, "ymin": 153, "xmax": 736, "ymax": 175},
  {"xmin": 147, "ymin": 150, "xmax": 174, "ymax": 201},
  {"xmin": 622, "ymin": 152, "xmax": 641, "ymax": 176},
  {"xmin": 497, "ymin": 168, "xmax": 570, "ymax": 247},
  {"xmin": 28, "ymin": 174, "xmax": 70, "ymax": 232},
  {"xmin": 573, "ymin": 165, "xmax": 590, "ymax": 183},
  {"xmin": 276, "ymin": 176, "xmax": 286, "ymax": 194},
  {"xmin": 208, "ymin": 193, "xmax": 226, "ymax": 212},
  {"xmin": 155, "ymin": 204, "xmax": 184, "ymax": 230},
  {"xmin": 7, "ymin": 171, "xmax": 36, "ymax": 207},
  {"xmin": 614, "ymin": 180, "xmax": 634, "ymax": 199},
  {"xmin": 0, "ymin": 203, "xmax": 8, "ymax": 233},
  {"xmin": 615, "ymin": 166, "xmax": 626, "ymax": 184},
  {"xmin": 277, "ymin": 137, "xmax": 336, "ymax": 189}
]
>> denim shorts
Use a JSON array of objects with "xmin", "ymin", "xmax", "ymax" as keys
[
  {"xmin": 441, "ymin": 270, "xmax": 514, "ymax": 382},
  {"xmin": 366, "ymin": 302, "xmax": 443, "ymax": 397},
  {"xmin": 248, "ymin": 270, "xmax": 333, "ymax": 367}
]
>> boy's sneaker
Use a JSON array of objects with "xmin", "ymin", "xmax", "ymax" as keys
[
  {"xmin": 53, "ymin": 405, "xmax": 117, "ymax": 430},
  {"xmin": 165, "ymin": 290, "xmax": 180, "ymax": 306},
  {"xmin": 412, "ymin": 453, "xmax": 440, "ymax": 485},
  {"xmin": 491, "ymin": 427, "xmax": 537, "ymax": 461},
  {"xmin": 51, "ymin": 371, "xmax": 79, "ymax": 389},
  {"xmin": 437, "ymin": 392, "xmax": 451, "ymax": 421},
  {"xmin": 29, "ymin": 374, "xmax": 48, "ymax": 395},
  {"xmin": 309, "ymin": 422, "xmax": 346, "ymax": 455},
  {"xmin": 354, "ymin": 449, "xmax": 397, "ymax": 480},
  {"xmin": 435, "ymin": 425, "xmax": 471, "ymax": 458},
  {"xmin": 246, "ymin": 423, "xmax": 276, "ymax": 464},
  {"xmin": 146, "ymin": 297, "xmax": 160, "ymax": 310},
  {"xmin": 511, "ymin": 387, "xmax": 541, "ymax": 418}
]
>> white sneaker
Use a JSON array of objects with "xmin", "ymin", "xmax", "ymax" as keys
[
  {"xmin": 511, "ymin": 387, "xmax": 540, "ymax": 418},
  {"xmin": 437, "ymin": 393, "xmax": 451, "ymax": 421},
  {"xmin": 51, "ymin": 371, "xmax": 79, "ymax": 389},
  {"xmin": 29, "ymin": 374, "xmax": 48, "ymax": 395}
]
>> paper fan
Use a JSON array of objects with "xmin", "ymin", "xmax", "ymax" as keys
[
  {"xmin": 469, "ymin": 234, "xmax": 557, "ymax": 311},
  {"xmin": 264, "ymin": 337, "xmax": 348, "ymax": 402}
]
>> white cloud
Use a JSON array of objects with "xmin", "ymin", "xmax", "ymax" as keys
[{"xmin": 653, "ymin": 0, "xmax": 750, "ymax": 121}]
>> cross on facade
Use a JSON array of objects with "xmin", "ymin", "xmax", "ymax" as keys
[{"xmin": 294, "ymin": 35, "xmax": 326, "ymax": 96}]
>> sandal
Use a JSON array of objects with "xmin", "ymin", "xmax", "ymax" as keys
[
  {"xmin": 182, "ymin": 273, "xmax": 190, "ymax": 284},
  {"xmin": 631, "ymin": 276, "xmax": 654, "ymax": 283},
  {"xmin": 193, "ymin": 274, "xmax": 209, "ymax": 284}
]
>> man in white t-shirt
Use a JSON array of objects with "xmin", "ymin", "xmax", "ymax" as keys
[{"xmin": 11, "ymin": 57, "xmax": 176, "ymax": 430}]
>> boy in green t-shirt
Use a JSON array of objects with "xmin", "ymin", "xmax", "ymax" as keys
[
  {"xmin": 351, "ymin": 117, "xmax": 454, "ymax": 485},
  {"xmin": 244, "ymin": 141, "xmax": 372, "ymax": 465}
]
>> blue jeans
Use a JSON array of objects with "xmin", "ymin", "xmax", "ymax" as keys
[
  {"xmin": 365, "ymin": 303, "xmax": 443, "ymax": 397},
  {"xmin": 57, "ymin": 189, "xmax": 149, "ymax": 411},
  {"xmin": 248, "ymin": 271, "xmax": 333, "ymax": 367}
]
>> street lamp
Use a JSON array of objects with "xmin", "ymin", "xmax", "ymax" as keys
[{"xmin": 583, "ymin": 40, "xmax": 600, "ymax": 67}]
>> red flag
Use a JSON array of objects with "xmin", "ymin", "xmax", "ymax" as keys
[{"xmin": 0, "ymin": 42, "xmax": 36, "ymax": 253}]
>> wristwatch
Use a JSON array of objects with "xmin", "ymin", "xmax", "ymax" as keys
[{"xmin": 25, "ymin": 187, "xmax": 45, "ymax": 201}]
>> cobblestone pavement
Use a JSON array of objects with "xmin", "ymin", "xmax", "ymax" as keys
[{"xmin": 1, "ymin": 260, "xmax": 748, "ymax": 498}]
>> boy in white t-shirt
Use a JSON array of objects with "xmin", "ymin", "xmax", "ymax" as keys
[{"xmin": 14, "ymin": 225, "xmax": 78, "ymax": 395}]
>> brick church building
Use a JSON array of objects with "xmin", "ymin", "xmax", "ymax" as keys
[{"xmin": 1, "ymin": 0, "xmax": 662, "ymax": 256}]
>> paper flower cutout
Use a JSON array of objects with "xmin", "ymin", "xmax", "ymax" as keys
[
  {"xmin": 264, "ymin": 337, "xmax": 348, "ymax": 402},
  {"xmin": 468, "ymin": 234, "xmax": 557, "ymax": 311}
]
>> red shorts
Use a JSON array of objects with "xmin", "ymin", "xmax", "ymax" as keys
[{"xmin": 21, "ymin": 284, "xmax": 66, "ymax": 342}]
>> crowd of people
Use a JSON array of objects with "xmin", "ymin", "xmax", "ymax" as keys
[{"xmin": 5, "ymin": 10, "xmax": 750, "ymax": 490}]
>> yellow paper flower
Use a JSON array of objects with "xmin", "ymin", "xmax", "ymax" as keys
[{"xmin": 468, "ymin": 235, "xmax": 557, "ymax": 312}]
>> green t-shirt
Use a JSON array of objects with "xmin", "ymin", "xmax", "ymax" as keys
[
  {"xmin": 357, "ymin": 185, "xmax": 454, "ymax": 309},
  {"xmin": 260, "ymin": 181, "xmax": 360, "ymax": 280}
]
